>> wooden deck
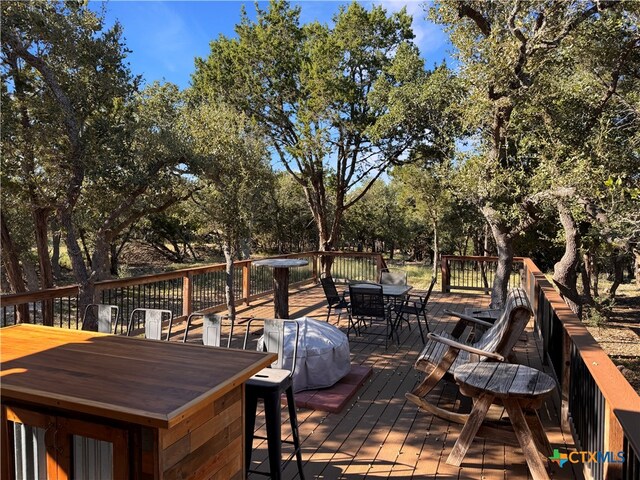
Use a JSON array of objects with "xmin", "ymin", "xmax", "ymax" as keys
[{"xmin": 176, "ymin": 285, "xmax": 584, "ymax": 480}]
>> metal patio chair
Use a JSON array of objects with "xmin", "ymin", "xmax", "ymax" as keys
[
  {"xmin": 393, "ymin": 276, "xmax": 437, "ymax": 344},
  {"xmin": 348, "ymin": 283, "xmax": 398, "ymax": 348},
  {"xmin": 182, "ymin": 312, "xmax": 234, "ymax": 348},
  {"xmin": 320, "ymin": 273, "xmax": 349, "ymax": 324},
  {"xmin": 81, "ymin": 304, "xmax": 120, "ymax": 334},
  {"xmin": 126, "ymin": 308, "xmax": 173, "ymax": 341}
]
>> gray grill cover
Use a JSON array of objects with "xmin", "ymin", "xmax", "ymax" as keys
[{"xmin": 278, "ymin": 317, "xmax": 351, "ymax": 392}]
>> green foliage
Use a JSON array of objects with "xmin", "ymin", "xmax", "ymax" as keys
[
  {"xmin": 255, "ymin": 173, "xmax": 317, "ymax": 252},
  {"xmin": 191, "ymin": 0, "xmax": 443, "ymax": 250},
  {"xmin": 1, "ymin": 1, "xmax": 191, "ymax": 285},
  {"xmin": 342, "ymin": 181, "xmax": 412, "ymax": 251},
  {"xmin": 184, "ymin": 99, "xmax": 274, "ymax": 253}
]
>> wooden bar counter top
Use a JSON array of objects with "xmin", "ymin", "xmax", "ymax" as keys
[{"xmin": 1, "ymin": 324, "xmax": 276, "ymax": 479}]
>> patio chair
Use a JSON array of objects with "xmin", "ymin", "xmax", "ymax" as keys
[
  {"xmin": 126, "ymin": 308, "xmax": 173, "ymax": 341},
  {"xmin": 320, "ymin": 273, "xmax": 349, "ymax": 324},
  {"xmin": 81, "ymin": 304, "xmax": 120, "ymax": 333},
  {"xmin": 405, "ymin": 288, "xmax": 532, "ymax": 424},
  {"xmin": 242, "ymin": 318, "xmax": 305, "ymax": 479},
  {"xmin": 379, "ymin": 268, "xmax": 408, "ymax": 285},
  {"xmin": 348, "ymin": 283, "xmax": 398, "ymax": 348},
  {"xmin": 182, "ymin": 312, "xmax": 234, "ymax": 348},
  {"xmin": 393, "ymin": 276, "xmax": 437, "ymax": 344}
]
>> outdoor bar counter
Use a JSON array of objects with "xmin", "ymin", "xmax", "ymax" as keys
[{"xmin": 0, "ymin": 324, "xmax": 275, "ymax": 479}]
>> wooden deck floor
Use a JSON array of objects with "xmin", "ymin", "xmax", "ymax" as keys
[{"xmin": 177, "ymin": 285, "xmax": 583, "ymax": 480}]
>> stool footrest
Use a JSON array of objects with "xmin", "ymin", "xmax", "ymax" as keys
[{"xmin": 247, "ymin": 469, "xmax": 271, "ymax": 477}]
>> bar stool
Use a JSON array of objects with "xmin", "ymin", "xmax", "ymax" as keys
[{"xmin": 243, "ymin": 318, "xmax": 305, "ymax": 480}]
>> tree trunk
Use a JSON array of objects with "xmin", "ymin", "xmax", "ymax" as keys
[
  {"xmin": 239, "ymin": 237, "xmax": 251, "ymax": 260},
  {"xmin": 318, "ymin": 229, "xmax": 335, "ymax": 277},
  {"xmin": 608, "ymin": 252, "xmax": 624, "ymax": 299},
  {"xmin": 490, "ymin": 234, "xmax": 513, "ymax": 309},
  {"xmin": 432, "ymin": 223, "xmax": 439, "ymax": 281},
  {"xmin": 222, "ymin": 240, "xmax": 236, "ymax": 320},
  {"xmin": 58, "ymin": 208, "xmax": 95, "ymax": 326},
  {"xmin": 481, "ymin": 206, "xmax": 513, "ymax": 309},
  {"xmin": 110, "ymin": 242, "xmax": 119, "ymax": 276},
  {"xmin": 634, "ymin": 247, "xmax": 640, "ymax": 287},
  {"xmin": 0, "ymin": 213, "xmax": 30, "ymax": 323},
  {"xmin": 552, "ymin": 203, "xmax": 581, "ymax": 316},
  {"xmin": 581, "ymin": 251, "xmax": 595, "ymax": 305},
  {"xmin": 22, "ymin": 259, "xmax": 39, "ymax": 291},
  {"xmin": 388, "ymin": 240, "xmax": 395, "ymax": 260},
  {"xmin": 32, "ymin": 207, "xmax": 54, "ymax": 289},
  {"xmin": 78, "ymin": 228, "xmax": 93, "ymax": 267},
  {"xmin": 32, "ymin": 208, "xmax": 55, "ymax": 326},
  {"xmin": 51, "ymin": 219, "xmax": 62, "ymax": 281},
  {"xmin": 480, "ymin": 225, "xmax": 490, "ymax": 291},
  {"xmin": 91, "ymin": 234, "xmax": 113, "ymax": 282}
]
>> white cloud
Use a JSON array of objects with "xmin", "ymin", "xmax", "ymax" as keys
[{"xmin": 374, "ymin": 0, "xmax": 449, "ymax": 61}]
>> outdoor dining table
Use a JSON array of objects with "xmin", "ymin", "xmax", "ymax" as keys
[
  {"xmin": 350, "ymin": 282, "xmax": 412, "ymax": 299},
  {"xmin": 253, "ymin": 258, "xmax": 309, "ymax": 318}
]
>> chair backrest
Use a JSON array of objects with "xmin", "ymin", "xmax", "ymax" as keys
[
  {"xmin": 380, "ymin": 269, "xmax": 407, "ymax": 285},
  {"xmin": 204, "ymin": 314, "xmax": 235, "ymax": 348},
  {"xmin": 472, "ymin": 288, "xmax": 532, "ymax": 357},
  {"xmin": 183, "ymin": 313, "xmax": 234, "ymax": 347},
  {"xmin": 320, "ymin": 274, "xmax": 341, "ymax": 306},
  {"xmin": 81, "ymin": 304, "xmax": 119, "ymax": 333},
  {"xmin": 412, "ymin": 276, "xmax": 437, "ymax": 313},
  {"xmin": 423, "ymin": 277, "xmax": 437, "ymax": 304},
  {"xmin": 349, "ymin": 283, "xmax": 386, "ymax": 318},
  {"xmin": 127, "ymin": 308, "xmax": 173, "ymax": 341},
  {"xmin": 243, "ymin": 318, "xmax": 300, "ymax": 373}
]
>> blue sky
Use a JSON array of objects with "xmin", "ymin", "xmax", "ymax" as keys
[{"xmin": 92, "ymin": 1, "xmax": 452, "ymax": 90}]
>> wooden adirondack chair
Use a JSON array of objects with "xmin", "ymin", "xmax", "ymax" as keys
[{"xmin": 405, "ymin": 288, "xmax": 532, "ymax": 424}]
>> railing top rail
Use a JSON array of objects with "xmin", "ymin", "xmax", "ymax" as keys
[
  {"xmin": 0, "ymin": 285, "xmax": 80, "ymax": 304},
  {"xmin": 442, "ymin": 255, "xmax": 525, "ymax": 262},
  {"xmin": 0, "ymin": 250, "xmax": 382, "ymax": 307},
  {"xmin": 522, "ymin": 257, "xmax": 640, "ymax": 454}
]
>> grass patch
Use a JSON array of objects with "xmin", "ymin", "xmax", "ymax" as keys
[{"xmin": 403, "ymin": 263, "xmax": 438, "ymax": 290}]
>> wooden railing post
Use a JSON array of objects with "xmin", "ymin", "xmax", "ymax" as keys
[
  {"xmin": 243, "ymin": 261, "xmax": 251, "ymax": 305},
  {"xmin": 182, "ymin": 271, "xmax": 193, "ymax": 318},
  {"xmin": 375, "ymin": 254, "xmax": 384, "ymax": 282},
  {"xmin": 441, "ymin": 256, "xmax": 449, "ymax": 293}
]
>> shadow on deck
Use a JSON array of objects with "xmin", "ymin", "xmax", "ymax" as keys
[{"xmin": 174, "ymin": 285, "xmax": 583, "ymax": 480}]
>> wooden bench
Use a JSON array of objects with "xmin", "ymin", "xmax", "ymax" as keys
[{"xmin": 405, "ymin": 288, "xmax": 533, "ymax": 423}]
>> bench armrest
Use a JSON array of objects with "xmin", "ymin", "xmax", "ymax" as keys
[
  {"xmin": 444, "ymin": 310, "xmax": 493, "ymax": 328},
  {"xmin": 426, "ymin": 333, "xmax": 505, "ymax": 361}
]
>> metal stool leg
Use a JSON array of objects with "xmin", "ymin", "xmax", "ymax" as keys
[
  {"xmin": 263, "ymin": 389, "xmax": 283, "ymax": 480},
  {"xmin": 285, "ymin": 387, "xmax": 305, "ymax": 480},
  {"xmin": 245, "ymin": 387, "xmax": 259, "ymax": 474}
]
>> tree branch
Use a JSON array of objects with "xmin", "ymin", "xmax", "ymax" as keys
[{"xmin": 457, "ymin": 2, "xmax": 491, "ymax": 37}]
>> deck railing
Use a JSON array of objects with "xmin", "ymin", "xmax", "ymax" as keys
[
  {"xmin": 441, "ymin": 255, "xmax": 640, "ymax": 480},
  {"xmin": 520, "ymin": 258, "xmax": 640, "ymax": 480},
  {"xmin": 0, "ymin": 251, "xmax": 384, "ymax": 328},
  {"xmin": 440, "ymin": 255, "xmax": 523, "ymax": 293}
]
